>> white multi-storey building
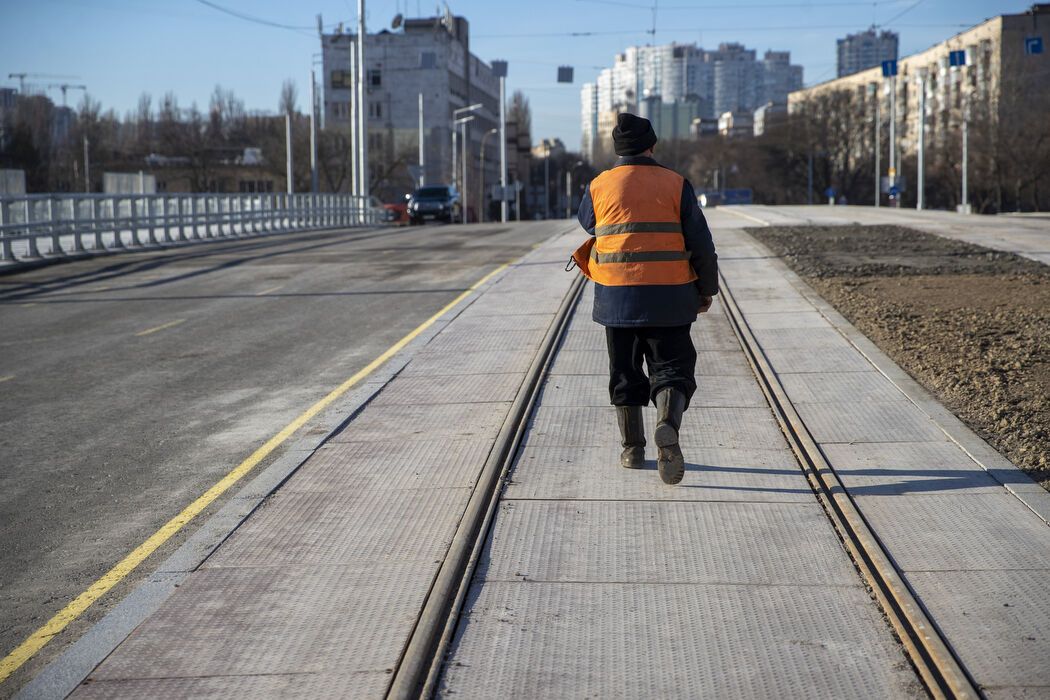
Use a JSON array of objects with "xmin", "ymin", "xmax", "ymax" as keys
[
  {"xmin": 581, "ymin": 41, "xmax": 802, "ymax": 159},
  {"xmin": 322, "ymin": 14, "xmax": 507, "ymax": 205}
]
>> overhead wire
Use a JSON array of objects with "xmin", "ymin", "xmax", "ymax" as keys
[{"xmin": 191, "ymin": 0, "xmax": 351, "ymax": 37}]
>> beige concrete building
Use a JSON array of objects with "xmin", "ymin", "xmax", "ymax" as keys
[{"xmin": 788, "ymin": 6, "xmax": 1049, "ymax": 165}]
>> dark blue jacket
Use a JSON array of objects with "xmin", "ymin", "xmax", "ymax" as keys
[{"xmin": 577, "ymin": 156, "xmax": 719, "ymax": 327}]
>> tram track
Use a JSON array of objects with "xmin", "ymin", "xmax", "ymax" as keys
[
  {"xmin": 717, "ymin": 270, "xmax": 981, "ymax": 700},
  {"xmin": 386, "ymin": 262, "xmax": 980, "ymax": 700},
  {"xmin": 385, "ymin": 273, "xmax": 587, "ymax": 700}
]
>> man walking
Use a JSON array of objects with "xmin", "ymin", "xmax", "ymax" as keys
[{"xmin": 574, "ymin": 113, "xmax": 718, "ymax": 485}]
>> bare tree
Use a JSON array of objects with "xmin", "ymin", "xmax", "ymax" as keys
[
  {"xmin": 279, "ymin": 80, "xmax": 298, "ymax": 116},
  {"xmin": 509, "ymin": 90, "xmax": 531, "ymax": 140}
]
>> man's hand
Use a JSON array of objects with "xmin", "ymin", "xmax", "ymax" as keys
[{"xmin": 698, "ymin": 295, "xmax": 714, "ymax": 314}]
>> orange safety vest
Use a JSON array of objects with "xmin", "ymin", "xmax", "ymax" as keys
[{"xmin": 573, "ymin": 165, "xmax": 697, "ymax": 286}]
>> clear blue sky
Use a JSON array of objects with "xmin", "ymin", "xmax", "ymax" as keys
[{"xmin": 0, "ymin": 0, "xmax": 1026, "ymax": 150}]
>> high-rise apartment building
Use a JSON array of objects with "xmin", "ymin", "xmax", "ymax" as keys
[
  {"xmin": 581, "ymin": 41, "xmax": 802, "ymax": 159},
  {"xmin": 836, "ymin": 28, "xmax": 899, "ymax": 77}
]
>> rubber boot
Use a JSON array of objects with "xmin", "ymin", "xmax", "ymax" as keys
[
  {"xmin": 616, "ymin": 406, "xmax": 646, "ymax": 469},
  {"xmin": 654, "ymin": 388, "xmax": 686, "ymax": 485}
]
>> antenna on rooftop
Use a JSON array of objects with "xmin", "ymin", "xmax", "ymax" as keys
[{"xmin": 392, "ymin": 13, "xmax": 404, "ymax": 29}]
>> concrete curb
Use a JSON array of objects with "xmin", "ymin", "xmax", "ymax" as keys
[{"xmin": 0, "ymin": 224, "xmax": 386, "ymax": 278}]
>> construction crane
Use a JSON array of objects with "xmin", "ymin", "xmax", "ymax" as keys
[
  {"xmin": 48, "ymin": 83, "xmax": 88, "ymax": 107},
  {"xmin": 8, "ymin": 72, "xmax": 79, "ymax": 94}
]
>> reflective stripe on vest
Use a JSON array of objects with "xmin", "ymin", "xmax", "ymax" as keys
[{"xmin": 587, "ymin": 165, "xmax": 697, "ymax": 287}]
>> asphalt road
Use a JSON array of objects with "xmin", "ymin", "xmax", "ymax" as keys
[{"xmin": 0, "ymin": 221, "xmax": 562, "ymax": 695}]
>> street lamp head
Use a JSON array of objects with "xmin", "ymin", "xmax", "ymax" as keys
[{"xmin": 454, "ymin": 103, "xmax": 484, "ymax": 118}]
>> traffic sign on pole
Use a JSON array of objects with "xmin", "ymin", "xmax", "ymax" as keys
[
  {"xmin": 1025, "ymin": 37, "xmax": 1044, "ymax": 55},
  {"xmin": 949, "ymin": 50, "xmax": 967, "ymax": 67},
  {"xmin": 881, "ymin": 60, "xmax": 898, "ymax": 77}
]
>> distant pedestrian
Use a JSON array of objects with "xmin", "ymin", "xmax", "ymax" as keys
[{"xmin": 571, "ymin": 113, "xmax": 718, "ymax": 485}]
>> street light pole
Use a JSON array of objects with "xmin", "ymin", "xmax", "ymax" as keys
[
  {"xmin": 349, "ymin": 45, "xmax": 357, "ymax": 204},
  {"xmin": 480, "ymin": 128, "xmax": 497, "ymax": 222},
  {"xmin": 357, "ymin": 0, "xmax": 368, "ymax": 210},
  {"xmin": 889, "ymin": 73, "xmax": 896, "ymax": 207},
  {"xmin": 873, "ymin": 84, "xmax": 880, "ymax": 207},
  {"xmin": 565, "ymin": 170, "xmax": 571, "ymax": 218},
  {"xmin": 418, "ymin": 92, "xmax": 425, "ymax": 187},
  {"xmin": 917, "ymin": 72, "xmax": 926, "ymax": 210},
  {"xmin": 565, "ymin": 160, "xmax": 584, "ymax": 218},
  {"xmin": 451, "ymin": 104, "xmax": 482, "ymax": 224},
  {"xmin": 310, "ymin": 69, "xmax": 318, "ymax": 194},
  {"xmin": 285, "ymin": 112, "xmax": 294, "ymax": 194},
  {"xmin": 544, "ymin": 142, "xmax": 551, "ymax": 219},
  {"xmin": 499, "ymin": 75, "xmax": 508, "ymax": 223},
  {"xmin": 461, "ymin": 118, "xmax": 468, "ymax": 222},
  {"xmin": 83, "ymin": 136, "xmax": 90, "ymax": 192},
  {"xmin": 962, "ymin": 98, "xmax": 969, "ymax": 213}
]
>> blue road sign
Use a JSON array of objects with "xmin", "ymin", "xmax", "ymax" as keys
[
  {"xmin": 722, "ymin": 189, "xmax": 753, "ymax": 205},
  {"xmin": 949, "ymin": 50, "xmax": 967, "ymax": 67},
  {"xmin": 1025, "ymin": 36, "xmax": 1044, "ymax": 55},
  {"xmin": 881, "ymin": 59, "xmax": 898, "ymax": 77},
  {"xmin": 824, "ymin": 187, "xmax": 836, "ymax": 199},
  {"xmin": 889, "ymin": 185, "xmax": 901, "ymax": 198}
]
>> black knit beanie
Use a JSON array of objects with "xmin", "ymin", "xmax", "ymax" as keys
[{"xmin": 612, "ymin": 113, "xmax": 657, "ymax": 156}]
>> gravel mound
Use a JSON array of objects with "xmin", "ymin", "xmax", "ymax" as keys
[{"xmin": 749, "ymin": 225, "xmax": 1049, "ymax": 488}]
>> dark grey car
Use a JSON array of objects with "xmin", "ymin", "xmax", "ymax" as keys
[{"xmin": 408, "ymin": 185, "xmax": 459, "ymax": 225}]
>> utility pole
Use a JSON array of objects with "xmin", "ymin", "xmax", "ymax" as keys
[
  {"xmin": 356, "ymin": 0, "xmax": 368, "ymax": 207},
  {"xmin": 497, "ymin": 74, "xmax": 506, "ymax": 221},
  {"xmin": 285, "ymin": 112, "xmax": 294, "ymax": 194},
  {"xmin": 309, "ymin": 69, "xmax": 318, "ymax": 193},
  {"xmin": 418, "ymin": 92, "xmax": 425, "ymax": 187},
  {"xmin": 916, "ymin": 72, "xmax": 926, "ymax": 210}
]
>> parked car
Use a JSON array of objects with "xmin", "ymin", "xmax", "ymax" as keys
[
  {"xmin": 382, "ymin": 200, "xmax": 409, "ymax": 225},
  {"xmin": 407, "ymin": 185, "xmax": 459, "ymax": 225}
]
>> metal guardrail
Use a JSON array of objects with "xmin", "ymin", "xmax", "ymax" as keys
[{"xmin": 0, "ymin": 192, "xmax": 385, "ymax": 263}]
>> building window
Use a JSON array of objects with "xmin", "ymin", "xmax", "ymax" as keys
[
  {"xmin": 421, "ymin": 51, "xmax": 437, "ymax": 69},
  {"xmin": 368, "ymin": 69, "xmax": 382, "ymax": 87},
  {"xmin": 369, "ymin": 101, "xmax": 382, "ymax": 119},
  {"xmin": 331, "ymin": 70, "xmax": 352, "ymax": 89}
]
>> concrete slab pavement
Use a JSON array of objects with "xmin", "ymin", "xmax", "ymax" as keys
[
  {"xmin": 706, "ymin": 208, "xmax": 1050, "ymax": 697},
  {"xmin": 21, "ymin": 211, "xmax": 1050, "ymax": 699}
]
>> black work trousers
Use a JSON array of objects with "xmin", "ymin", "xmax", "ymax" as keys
[{"xmin": 605, "ymin": 324, "xmax": 697, "ymax": 408}]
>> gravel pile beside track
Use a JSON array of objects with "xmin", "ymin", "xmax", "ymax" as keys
[{"xmin": 748, "ymin": 224, "xmax": 1049, "ymax": 488}]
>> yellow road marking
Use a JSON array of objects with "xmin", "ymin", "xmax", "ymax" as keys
[
  {"xmin": 0, "ymin": 375, "xmax": 13, "ymax": 383},
  {"xmin": 134, "ymin": 319, "xmax": 186, "ymax": 337},
  {"xmin": 255, "ymin": 284, "xmax": 285, "ymax": 296},
  {"xmin": 720, "ymin": 207, "xmax": 770, "ymax": 227},
  {"xmin": 0, "ymin": 261, "xmax": 509, "ymax": 684}
]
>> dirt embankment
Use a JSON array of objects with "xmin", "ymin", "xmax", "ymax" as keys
[{"xmin": 748, "ymin": 225, "xmax": 1049, "ymax": 488}]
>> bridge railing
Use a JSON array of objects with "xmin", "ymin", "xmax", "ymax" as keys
[{"xmin": 0, "ymin": 192, "xmax": 385, "ymax": 263}]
